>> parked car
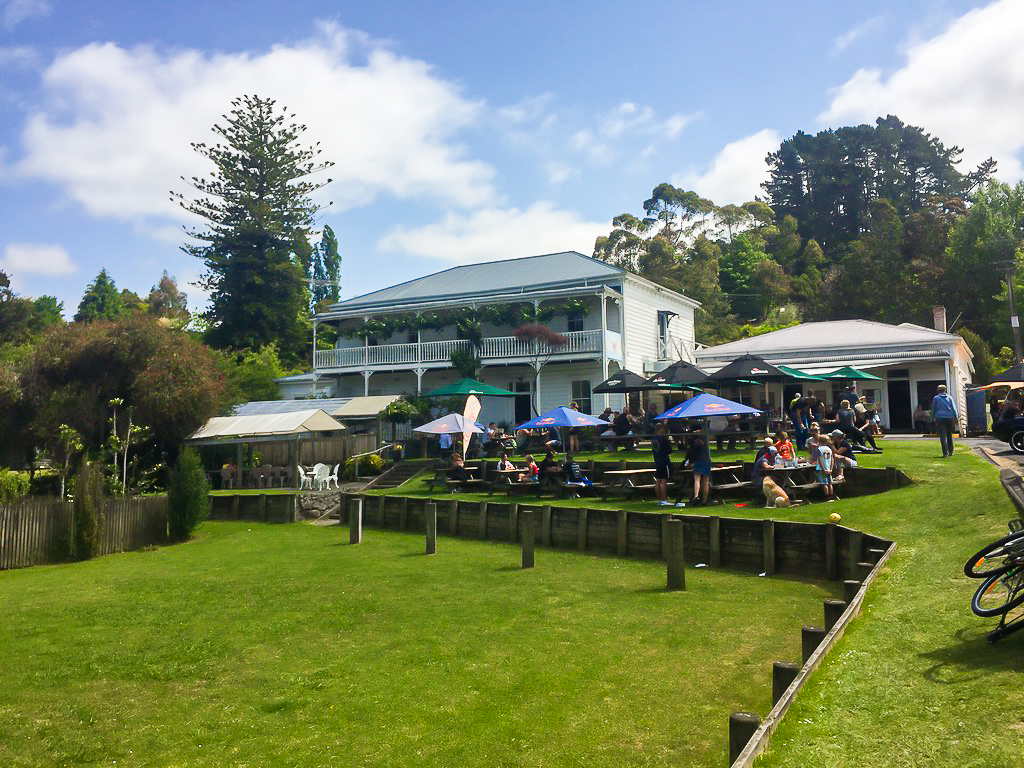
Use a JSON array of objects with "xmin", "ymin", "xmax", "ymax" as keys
[{"xmin": 993, "ymin": 415, "xmax": 1024, "ymax": 452}]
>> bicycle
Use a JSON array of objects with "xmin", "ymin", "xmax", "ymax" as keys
[{"xmin": 964, "ymin": 520, "xmax": 1024, "ymax": 642}]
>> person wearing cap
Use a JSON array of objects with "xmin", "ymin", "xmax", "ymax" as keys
[
  {"xmin": 831, "ymin": 430, "xmax": 858, "ymax": 478},
  {"xmin": 751, "ymin": 443, "xmax": 777, "ymax": 492},
  {"xmin": 931, "ymin": 384, "xmax": 960, "ymax": 457}
]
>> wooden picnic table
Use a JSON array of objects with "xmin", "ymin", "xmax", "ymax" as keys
[
  {"xmin": 603, "ymin": 467, "xmax": 658, "ymax": 498},
  {"xmin": 489, "ymin": 467, "xmax": 537, "ymax": 495},
  {"xmin": 764, "ymin": 463, "xmax": 818, "ymax": 503},
  {"xmin": 670, "ymin": 464, "xmax": 750, "ymax": 505}
]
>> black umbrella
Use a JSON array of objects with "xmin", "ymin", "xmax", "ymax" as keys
[
  {"xmin": 708, "ymin": 353, "xmax": 788, "ymax": 384},
  {"xmin": 992, "ymin": 363, "xmax": 1024, "ymax": 383},
  {"xmin": 645, "ymin": 360, "xmax": 714, "ymax": 390},
  {"xmin": 592, "ymin": 369, "xmax": 658, "ymax": 393}
]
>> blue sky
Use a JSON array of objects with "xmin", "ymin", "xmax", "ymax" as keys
[{"xmin": 1, "ymin": 0, "xmax": 1021, "ymax": 317}]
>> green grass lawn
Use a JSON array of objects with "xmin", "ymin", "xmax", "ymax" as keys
[
  {"xmin": 383, "ymin": 440, "xmax": 1024, "ymax": 767},
  {"xmin": 0, "ymin": 519, "xmax": 837, "ymax": 767}
]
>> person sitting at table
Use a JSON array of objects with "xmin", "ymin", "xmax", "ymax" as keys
[
  {"xmin": 837, "ymin": 399, "xmax": 880, "ymax": 452},
  {"xmin": 751, "ymin": 444, "xmax": 778, "ymax": 494},
  {"xmin": 774, "ymin": 430, "xmax": 797, "ymax": 468},
  {"xmin": 913, "ymin": 402, "xmax": 932, "ymax": 432},
  {"xmin": 515, "ymin": 427, "xmax": 533, "ymax": 455},
  {"xmin": 497, "ymin": 452, "xmax": 516, "ymax": 471},
  {"xmin": 830, "ymin": 430, "xmax": 858, "ymax": 479},
  {"xmin": 684, "ymin": 430, "xmax": 713, "ymax": 506},
  {"xmin": 562, "ymin": 452, "xmax": 590, "ymax": 487},
  {"xmin": 544, "ymin": 426, "xmax": 562, "ymax": 452},
  {"xmin": 538, "ymin": 450, "xmax": 559, "ymax": 483},
  {"xmin": 518, "ymin": 454, "xmax": 539, "ymax": 483},
  {"xmin": 448, "ymin": 452, "xmax": 472, "ymax": 489},
  {"xmin": 612, "ymin": 409, "xmax": 636, "ymax": 450},
  {"xmin": 651, "ymin": 421, "xmax": 674, "ymax": 506}
]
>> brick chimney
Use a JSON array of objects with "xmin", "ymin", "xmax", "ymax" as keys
[{"xmin": 932, "ymin": 305, "xmax": 947, "ymax": 333}]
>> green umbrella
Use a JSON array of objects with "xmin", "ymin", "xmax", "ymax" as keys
[
  {"xmin": 423, "ymin": 377, "xmax": 518, "ymax": 397},
  {"xmin": 777, "ymin": 365, "xmax": 826, "ymax": 381},
  {"xmin": 818, "ymin": 366, "xmax": 883, "ymax": 381}
]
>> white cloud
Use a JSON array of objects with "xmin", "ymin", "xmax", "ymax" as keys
[
  {"xmin": 1, "ymin": 242, "xmax": 75, "ymax": 277},
  {"xmin": 820, "ymin": 0, "xmax": 1024, "ymax": 181},
  {"xmin": 2, "ymin": 0, "xmax": 48, "ymax": 31},
  {"xmin": 0, "ymin": 45, "xmax": 38, "ymax": 68},
  {"xmin": 830, "ymin": 16, "xmax": 883, "ymax": 56},
  {"xmin": 14, "ymin": 22, "xmax": 496, "ymax": 227},
  {"xmin": 674, "ymin": 129, "xmax": 781, "ymax": 204},
  {"xmin": 377, "ymin": 202, "xmax": 608, "ymax": 263}
]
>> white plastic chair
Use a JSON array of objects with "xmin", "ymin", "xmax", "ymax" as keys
[
  {"xmin": 326, "ymin": 464, "xmax": 340, "ymax": 490},
  {"xmin": 313, "ymin": 463, "xmax": 330, "ymax": 491},
  {"xmin": 298, "ymin": 466, "xmax": 313, "ymax": 491}
]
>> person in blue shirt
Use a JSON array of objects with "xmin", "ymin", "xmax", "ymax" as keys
[{"xmin": 931, "ymin": 384, "xmax": 960, "ymax": 458}]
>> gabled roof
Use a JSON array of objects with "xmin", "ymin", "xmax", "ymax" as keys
[
  {"xmin": 234, "ymin": 395, "xmax": 401, "ymax": 420},
  {"xmin": 696, "ymin": 320, "xmax": 962, "ymax": 360},
  {"xmin": 186, "ymin": 409, "xmax": 345, "ymax": 441},
  {"xmin": 327, "ymin": 251, "xmax": 624, "ymax": 312}
]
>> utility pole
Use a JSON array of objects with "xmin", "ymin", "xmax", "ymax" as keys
[{"xmin": 995, "ymin": 236, "xmax": 1023, "ymax": 363}]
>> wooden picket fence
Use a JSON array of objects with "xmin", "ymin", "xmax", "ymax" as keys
[{"xmin": 0, "ymin": 496, "xmax": 168, "ymax": 570}]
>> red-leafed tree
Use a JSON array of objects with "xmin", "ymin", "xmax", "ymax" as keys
[{"xmin": 512, "ymin": 325, "xmax": 568, "ymax": 416}]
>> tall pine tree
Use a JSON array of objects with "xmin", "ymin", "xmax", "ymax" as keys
[
  {"xmin": 75, "ymin": 269, "xmax": 124, "ymax": 323},
  {"xmin": 311, "ymin": 224, "xmax": 340, "ymax": 310},
  {"xmin": 173, "ymin": 95, "xmax": 333, "ymax": 363}
]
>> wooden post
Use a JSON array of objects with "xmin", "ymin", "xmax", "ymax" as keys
[
  {"xmin": 425, "ymin": 502, "xmax": 436, "ymax": 555},
  {"xmin": 617, "ymin": 509, "xmax": 628, "ymax": 556},
  {"xmin": 349, "ymin": 497, "xmax": 363, "ymax": 544},
  {"xmin": 577, "ymin": 508, "xmax": 589, "ymax": 552},
  {"xmin": 450, "ymin": 500, "xmax": 459, "ymax": 536},
  {"xmin": 824, "ymin": 598, "xmax": 847, "ymax": 631},
  {"xmin": 258, "ymin": 494, "xmax": 267, "ymax": 522},
  {"xmin": 666, "ymin": 518, "xmax": 686, "ymax": 591},
  {"xmin": 772, "ymin": 661, "xmax": 800, "ymax": 705},
  {"xmin": 843, "ymin": 579, "xmax": 861, "ymax": 604},
  {"xmin": 825, "ymin": 522, "xmax": 838, "ymax": 580},
  {"xmin": 762, "ymin": 518, "xmax": 775, "ymax": 575},
  {"xmin": 479, "ymin": 501, "xmax": 489, "ymax": 540},
  {"xmin": 801, "ymin": 625, "xmax": 827, "ymax": 663},
  {"xmin": 867, "ymin": 547, "xmax": 886, "ymax": 564},
  {"xmin": 857, "ymin": 561, "xmax": 873, "ymax": 582},
  {"xmin": 231, "ymin": 494, "xmax": 239, "ymax": 520},
  {"xmin": 541, "ymin": 505, "xmax": 552, "ymax": 547},
  {"xmin": 848, "ymin": 530, "xmax": 864, "ymax": 579},
  {"xmin": 399, "ymin": 497, "xmax": 409, "ymax": 531},
  {"xmin": 509, "ymin": 503, "xmax": 519, "ymax": 543},
  {"xmin": 708, "ymin": 515, "xmax": 721, "ymax": 568},
  {"xmin": 729, "ymin": 712, "xmax": 761, "ymax": 764},
  {"xmin": 378, "ymin": 495, "xmax": 386, "ymax": 525},
  {"xmin": 521, "ymin": 509, "xmax": 535, "ymax": 569}
]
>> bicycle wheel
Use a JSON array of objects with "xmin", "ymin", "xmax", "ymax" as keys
[
  {"xmin": 963, "ymin": 530, "xmax": 1024, "ymax": 578},
  {"xmin": 971, "ymin": 569, "xmax": 1024, "ymax": 617}
]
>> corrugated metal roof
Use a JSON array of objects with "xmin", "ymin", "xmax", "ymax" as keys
[
  {"xmin": 234, "ymin": 395, "xmax": 400, "ymax": 419},
  {"xmin": 696, "ymin": 320, "xmax": 960, "ymax": 361},
  {"xmin": 327, "ymin": 251, "xmax": 623, "ymax": 311},
  {"xmin": 187, "ymin": 409, "xmax": 345, "ymax": 440}
]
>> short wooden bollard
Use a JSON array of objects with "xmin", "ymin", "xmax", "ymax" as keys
[
  {"xmin": 708, "ymin": 515, "xmax": 721, "ymax": 568},
  {"xmin": 867, "ymin": 547, "xmax": 887, "ymax": 564},
  {"xmin": 425, "ymin": 502, "xmax": 437, "ymax": 555},
  {"xmin": 824, "ymin": 598, "xmax": 847, "ymax": 631},
  {"xmin": 801, "ymin": 625, "xmax": 827, "ymax": 663},
  {"xmin": 842, "ymin": 579, "xmax": 861, "ymax": 604},
  {"xmin": 521, "ymin": 510, "xmax": 535, "ymax": 569},
  {"xmin": 349, "ymin": 498, "xmax": 363, "ymax": 544},
  {"xmin": 665, "ymin": 518, "xmax": 686, "ymax": 591},
  {"xmin": 772, "ymin": 661, "xmax": 800, "ymax": 705},
  {"xmin": 729, "ymin": 712, "xmax": 761, "ymax": 764},
  {"xmin": 856, "ymin": 561, "xmax": 874, "ymax": 582}
]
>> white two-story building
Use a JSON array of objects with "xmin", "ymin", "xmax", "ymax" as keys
[{"xmin": 299, "ymin": 251, "xmax": 700, "ymax": 426}]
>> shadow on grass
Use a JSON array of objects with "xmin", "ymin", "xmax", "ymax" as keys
[{"xmin": 918, "ymin": 626, "xmax": 1024, "ymax": 683}]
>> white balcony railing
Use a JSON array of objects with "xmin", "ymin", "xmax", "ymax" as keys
[{"xmin": 314, "ymin": 329, "xmax": 604, "ymax": 370}]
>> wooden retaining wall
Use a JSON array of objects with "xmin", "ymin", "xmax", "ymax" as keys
[
  {"xmin": 0, "ymin": 496, "xmax": 168, "ymax": 570},
  {"xmin": 208, "ymin": 494, "xmax": 299, "ymax": 523},
  {"xmin": 335, "ymin": 493, "xmax": 892, "ymax": 580}
]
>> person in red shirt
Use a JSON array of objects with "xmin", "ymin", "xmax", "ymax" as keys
[{"xmin": 775, "ymin": 430, "xmax": 797, "ymax": 468}]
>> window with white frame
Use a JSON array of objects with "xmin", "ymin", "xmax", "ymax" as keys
[
  {"xmin": 571, "ymin": 380, "xmax": 592, "ymax": 414},
  {"xmin": 567, "ymin": 311, "xmax": 584, "ymax": 333}
]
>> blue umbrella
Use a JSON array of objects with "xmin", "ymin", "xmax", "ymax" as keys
[
  {"xmin": 655, "ymin": 393, "xmax": 762, "ymax": 420},
  {"xmin": 515, "ymin": 406, "xmax": 611, "ymax": 431},
  {"xmin": 413, "ymin": 413, "xmax": 485, "ymax": 434}
]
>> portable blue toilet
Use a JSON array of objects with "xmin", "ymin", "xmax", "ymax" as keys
[{"xmin": 966, "ymin": 388, "xmax": 989, "ymax": 435}]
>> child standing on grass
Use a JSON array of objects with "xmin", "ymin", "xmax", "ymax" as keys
[
  {"xmin": 775, "ymin": 430, "xmax": 797, "ymax": 468},
  {"xmin": 816, "ymin": 435, "xmax": 835, "ymax": 502}
]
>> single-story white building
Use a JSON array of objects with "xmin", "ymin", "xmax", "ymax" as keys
[{"xmin": 694, "ymin": 317, "xmax": 974, "ymax": 430}]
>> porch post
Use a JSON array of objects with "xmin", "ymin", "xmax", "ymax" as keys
[
  {"xmin": 600, "ymin": 293, "xmax": 609, "ymax": 413},
  {"xmin": 362, "ymin": 370, "xmax": 372, "ymax": 397},
  {"xmin": 415, "ymin": 367, "xmax": 425, "ymax": 395}
]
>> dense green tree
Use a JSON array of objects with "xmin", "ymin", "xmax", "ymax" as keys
[
  {"xmin": 958, "ymin": 327, "xmax": 997, "ymax": 385},
  {"xmin": 147, "ymin": 272, "xmax": 190, "ymax": 325},
  {"xmin": 0, "ymin": 271, "xmax": 64, "ymax": 343},
  {"xmin": 764, "ymin": 115, "xmax": 995, "ymax": 252},
  {"xmin": 215, "ymin": 344, "xmax": 297, "ymax": 405},
  {"xmin": 173, "ymin": 95, "xmax": 333, "ymax": 364},
  {"xmin": 167, "ymin": 447, "xmax": 209, "ymax": 541},
  {"xmin": 312, "ymin": 224, "xmax": 341, "ymax": 309},
  {"xmin": 74, "ymin": 269, "xmax": 124, "ymax": 323}
]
